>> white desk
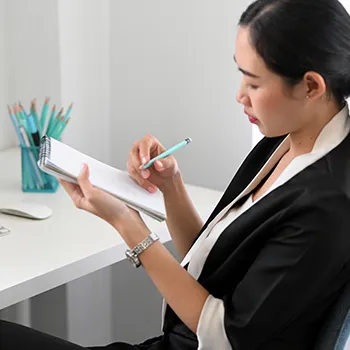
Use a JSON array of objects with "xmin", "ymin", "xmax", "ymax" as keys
[{"xmin": 0, "ymin": 147, "xmax": 223, "ymax": 310}]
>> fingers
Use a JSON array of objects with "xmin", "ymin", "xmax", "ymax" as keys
[
  {"xmin": 128, "ymin": 136, "xmax": 160, "ymax": 193},
  {"xmin": 77, "ymin": 163, "xmax": 95, "ymax": 200},
  {"xmin": 138, "ymin": 134, "xmax": 159, "ymax": 165},
  {"xmin": 129, "ymin": 140, "xmax": 143, "ymax": 170},
  {"xmin": 58, "ymin": 178, "xmax": 77, "ymax": 197},
  {"xmin": 60, "ymin": 166, "xmax": 100, "ymax": 215},
  {"xmin": 126, "ymin": 134, "xmax": 177, "ymax": 193},
  {"xmin": 71, "ymin": 186, "xmax": 85, "ymax": 209},
  {"xmin": 129, "ymin": 135, "xmax": 164, "ymax": 171},
  {"xmin": 153, "ymin": 158, "xmax": 176, "ymax": 173},
  {"xmin": 59, "ymin": 178, "xmax": 85, "ymax": 209},
  {"xmin": 126, "ymin": 159, "xmax": 157, "ymax": 193}
]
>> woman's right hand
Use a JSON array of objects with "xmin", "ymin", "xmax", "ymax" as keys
[{"xmin": 127, "ymin": 134, "xmax": 180, "ymax": 193}]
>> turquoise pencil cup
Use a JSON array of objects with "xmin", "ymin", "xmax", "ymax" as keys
[{"xmin": 20, "ymin": 145, "xmax": 59, "ymax": 193}]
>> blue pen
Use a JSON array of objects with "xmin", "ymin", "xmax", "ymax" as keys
[{"xmin": 142, "ymin": 137, "xmax": 192, "ymax": 169}]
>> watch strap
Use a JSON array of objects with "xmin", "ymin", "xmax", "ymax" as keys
[
  {"xmin": 132, "ymin": 232, "xmax": 159, "ymax": 256},
  {"xmin": 125, "ymin": 232, "xmax": 159, "ymax": 268}
]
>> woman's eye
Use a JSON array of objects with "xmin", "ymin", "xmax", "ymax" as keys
[{"xmin": 246, "ymin": 84, "xmax": 258, "ymax": 90}]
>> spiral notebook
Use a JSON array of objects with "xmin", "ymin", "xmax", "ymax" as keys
[{"xmin": 38, "ymin": 136, "xmax": 166, "ymax": 221}]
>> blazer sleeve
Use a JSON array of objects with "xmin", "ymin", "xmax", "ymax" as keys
[{"xmin": 196, "ymin": 192, "xmax": 350, "ymax": 350}]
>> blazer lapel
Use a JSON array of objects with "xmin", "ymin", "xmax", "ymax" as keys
[{"xmin": 191, "ymin": 135, "xmax": 286, "ymax": 246}]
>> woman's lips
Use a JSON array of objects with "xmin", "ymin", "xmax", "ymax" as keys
[{"xmin": 244, "ymin": 110, "xmax": 258, "ymax": 124}]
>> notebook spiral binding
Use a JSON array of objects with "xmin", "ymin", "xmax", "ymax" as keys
[{"xmin": 39, "ymin": 135, "xmax": 51, "ymax": 166}]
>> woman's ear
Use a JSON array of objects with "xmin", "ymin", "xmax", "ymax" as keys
[{"xmin": 303, "ymin": 71, "xmax": 327, "ymax": 100}]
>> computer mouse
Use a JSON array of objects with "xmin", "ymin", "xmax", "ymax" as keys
[{"xmin": 0, "ymin": 202, "xmax": 52, "ymax": 220}]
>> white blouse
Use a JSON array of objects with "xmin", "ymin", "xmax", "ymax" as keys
[
  {"xmin": 161, "ymin": 103, "xmax": 350, "ymax": 350},
  {"xmin": 188, "ymin": 193, "xmax": 254, "ymax": 280}
]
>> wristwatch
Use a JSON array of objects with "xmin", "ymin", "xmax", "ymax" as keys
[{"xmin": 125, "ymin": 232, "xmax": 160, "ymax": 268}]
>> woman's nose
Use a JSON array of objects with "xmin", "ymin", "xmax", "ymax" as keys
[
  {"xmin": 236, "ymin": 89, "xmax": 244, "ymax": 104},
  {"xmin": 236, "ymin": 80, "xmax": 245, "ymax": 103},
  {"xmin": 236, "ymin": 89, "xmax": 248, "ymax": 105},
  {"xmin": 236, "ymin": 82, "xmax": 250, "ymax": 106}
]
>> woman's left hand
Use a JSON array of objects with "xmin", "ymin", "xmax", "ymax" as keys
[{"xmin": 58, "ymin": 163, "xmax": 146, "ymax": 233}]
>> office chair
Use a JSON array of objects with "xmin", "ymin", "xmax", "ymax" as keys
[{"xmin": 314, "ymin": 283, "xmax": 350, "ymax": 350}]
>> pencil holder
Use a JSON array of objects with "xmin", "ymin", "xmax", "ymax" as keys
[{"xmin": 20, "ymin": 145, "xmax": 59, "ymax": 193}]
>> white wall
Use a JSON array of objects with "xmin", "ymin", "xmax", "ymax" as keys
[
  {"xmin": 3, "ymin": 0, "xmax": 62, "ymax": 147},
  {"xmin": 58, "ymin": 0, "xmax": 111, "ymax": 164},
  {"xmin": 110, "ymin": 0, "xmax": 252, "ymax": 191},
  {"xmin": 0, "ymin": 0, "xmax": 10, "ymax": 151}
]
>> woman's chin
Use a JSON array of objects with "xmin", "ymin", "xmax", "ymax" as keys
[{"xmin": 257, "ymin": 125, "xmax": 286, "ymax": 138}]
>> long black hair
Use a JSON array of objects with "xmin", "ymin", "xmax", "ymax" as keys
[{"xmin": 239, "ymin": 0, "xmax": 350, "ymax": 106}]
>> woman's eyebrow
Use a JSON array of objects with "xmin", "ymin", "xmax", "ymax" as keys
[{"xmin": 233, "ymin": 55, "xmax": 260, "ymax": 79}]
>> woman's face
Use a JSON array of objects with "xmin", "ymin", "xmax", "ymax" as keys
[{"xmin": 235, "ymin": 26, "xmax": 310, "ymax": 138}]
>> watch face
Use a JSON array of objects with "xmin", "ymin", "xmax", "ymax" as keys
[{"xmin": 125, "ymin": 250, "xmax": 140, "ymax": 268}]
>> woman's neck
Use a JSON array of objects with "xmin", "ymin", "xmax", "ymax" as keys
[{"xmin": 288, "ymin": 101, "xmax": 344, "ymax": 157}]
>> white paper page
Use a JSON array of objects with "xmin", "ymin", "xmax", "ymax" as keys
[{"xmin": 48, "ymin": 138, "xmax": 166, "ymax": 216}]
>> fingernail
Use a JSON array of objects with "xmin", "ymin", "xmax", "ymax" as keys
[
  {"xmin": 156, "ymin": 160, "xmax": 163, "ymax": 170},
  {"xmin": 80, "ymin": 164, "xmax": 85, "ymax": 172},
  {"xmin": 141, "ymin": 170, "xmax": 148, "ymax": 179},
  {"xmin": 142, "ymin": 156, "xmax": 147, "ymax": 164},
  {"xmin": 148, "ymin": 186, "xmax": 156, "ymax": 193}
]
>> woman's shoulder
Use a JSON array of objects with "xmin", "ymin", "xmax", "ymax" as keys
[
  {"xmin": 278, "ymin": 130, "xmax": 350, "ymax": 207},
  {"xmin": 280, "ymin": 154, "xmax": 350, "ymax": 211},
  {"xmin": 289, "ymin": 148, "xmax": 350, "ymax": 202},
  {"xmin": 274, "ymin": 178, "xmax": 350, "ymax": 246}
]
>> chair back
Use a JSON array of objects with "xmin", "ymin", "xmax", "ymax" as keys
[{"xmin": 314, "ymin": 283, "xmax": 350, "ymax": 350}]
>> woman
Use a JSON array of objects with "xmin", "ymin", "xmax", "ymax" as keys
[{"xmin": 2, "ymin": 0, "xmax": 350, "ymax": 349}]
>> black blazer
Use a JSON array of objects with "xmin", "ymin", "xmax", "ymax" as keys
[{"xmin": 160, "ymin": 133, "xmax": 350, "ymax": 350}]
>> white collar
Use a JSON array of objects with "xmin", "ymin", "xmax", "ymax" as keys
[{"xmin": 311, "ymin": 103, "xmax": 350, "ymax": 153}]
